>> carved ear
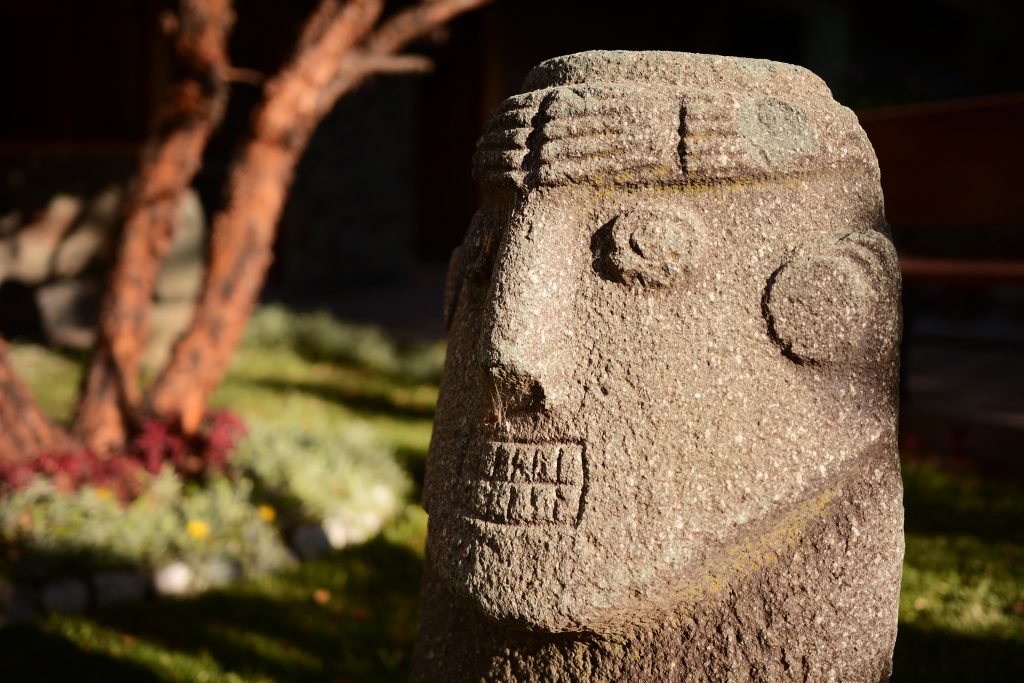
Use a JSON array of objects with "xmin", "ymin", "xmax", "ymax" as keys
[
  {"xmin": 443, "ymin": 245, "xmax": 465, "ymax": 333},
  {"xmin": 764, "ymin": 230, "xmax": 900, "ymax": 366}
]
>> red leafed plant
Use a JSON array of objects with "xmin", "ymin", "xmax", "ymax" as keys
[
  {"xmin": 134, "ymin": 410, "xmax": 247, "ymax": 478},
  {"xmin": 0, "ymin": 410, "xmax": 247, "ymax": 504}
]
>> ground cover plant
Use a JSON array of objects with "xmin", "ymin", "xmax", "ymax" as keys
[
  {"xmin": 0, "ymin": 308, "xmax": 1021, "ymax": 681},
  {"xmin": 0, "ymin": 308, "xmax": 434, "ymax": 591},
  {"xmin": 0, "ymin": 0, "xmax": 484, "ymax": 643}
]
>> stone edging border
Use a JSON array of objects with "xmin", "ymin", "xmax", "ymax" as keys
[{"xmin": 0, "ymin": 516, "xmax": 367, "ymax": 627}]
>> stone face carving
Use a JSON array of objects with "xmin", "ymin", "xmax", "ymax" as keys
[{"xmin": 415, "ymin": 51, "xmax": 903, "ymax": 682}]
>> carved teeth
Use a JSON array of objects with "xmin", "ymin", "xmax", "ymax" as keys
[
  {"xmin": 465, "ymin": 442, "xmax": 584, "ymax": 526},
  {"xmin": 477, "ymin": 442, "xmax": 583, "ymax": 484}
]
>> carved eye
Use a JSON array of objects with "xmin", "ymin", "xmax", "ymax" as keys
[
  {"xmin": 463, "ymin": 209, "xmax": 500, "ymax": 284},
  {"xmin": 592, "ymin": 208, "xmax": 703, "ymax": 287}
]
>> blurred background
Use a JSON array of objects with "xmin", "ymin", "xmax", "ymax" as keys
[
  {"xmin": 0, "ymin": 0, "xmax": 1021, "ymax": 681},
  {"xmin": 4, "ymin": 0, "xmax": 1022, "ymax": 459}
]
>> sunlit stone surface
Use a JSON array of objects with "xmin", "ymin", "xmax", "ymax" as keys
[{"xmin": 414, "ymin": 50, "xmax": 903, "ymax": 682}]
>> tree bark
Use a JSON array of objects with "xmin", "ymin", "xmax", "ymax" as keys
[
  {"xmin": 72, "ymin": 0, "xmax": 236, "ymax": 453},
  {"xmin": 0, "ymin": 340, "xmax": 73, "ymax": 463},
  {"xmin": 147, "ymin": 0, "xmax": 489, "ymax": 433}
]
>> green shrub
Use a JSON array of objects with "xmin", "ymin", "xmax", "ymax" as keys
[
  {"xmin": 2, "ymin": 311, "xmax": 430, "ymax": 591},
  {"xmin": 0, "ymin": 468, "xmax": 292, "ymax": 583},
  {"xmin": 0, "ymin": 417, "xmax": 413, "ymax": 584},
  {"xmin": 232, "ymin": 421, "xmax": 411, "ymax": 545}
]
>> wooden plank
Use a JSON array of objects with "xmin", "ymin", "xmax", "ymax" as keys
[
  {"xmin": 900, "ymin": 256, "xmax": 1024, "ymax": 283},
  {"xmin": 858, "ymin": 93, "xmax": 1024, "ymax": 229}
]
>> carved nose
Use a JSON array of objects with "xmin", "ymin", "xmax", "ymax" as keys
[
  {"xmin": 479, "ymin": 322, "xmax": 550, "ymax": 414},
  {"xmin": 477, "ymin": 225, "xmax": 574, "ymax": 416}
]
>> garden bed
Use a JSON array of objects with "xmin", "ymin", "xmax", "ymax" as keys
[
  {"xmin": 1, "ymin": 308, "xmax": 440, "ymax": 624},
  {"xmin": 1, "ymin": 308, "xmax": 1021, "ymax": 681}
]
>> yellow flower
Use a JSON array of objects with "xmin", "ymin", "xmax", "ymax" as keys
[
  {"xmin": 258, "ymin": 505, "xmax": 276, "ymax": 523},
  {"xmin": 95, "ymin": 487, "xmax": 111, "ymax": 501},
  {"xmin": 186, "ymin": 519, "xmax": 210, "ymax": 539}
]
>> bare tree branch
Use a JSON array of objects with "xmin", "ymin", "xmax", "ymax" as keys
[
  {"xmin": 3, "ymin": 0, "xmax": 489, "ymax": 457},
  {"xmin": 225, "ymin": 66, "xmax": 265, "ymax": 85},
  {"xmin": 72, "ymin": 0, "xmax": 236, "ymax": 453},
  {"xmin": 348, "ymin": 52, "xmax": 434, "ymax": 74},
  {"xmin": 319, "ymin": 0, "xmax": 491, "ymax": 112},
  {"xmin": 295, "ymin": 0, "xmax": 345, "ymax": 52},
  {"xmin": 364, "ymin": 0, "xmax": 489, "ymax": 56},
  {"xmin": 146, "ymin": 0, "xmax": 488, "ymax": 432},
  {"xmin": 146, "ymin": 0, "xmax": 387, "ymax": 431}
]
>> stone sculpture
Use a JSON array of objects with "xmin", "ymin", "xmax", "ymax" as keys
[{"xmin": 413, "ymin": 50, "xmax": 903, "ymax": 682}]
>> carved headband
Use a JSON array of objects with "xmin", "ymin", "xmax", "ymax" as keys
[{"xmin": 473, "ymin": 54, "xmax": 875, "ymax": 190}]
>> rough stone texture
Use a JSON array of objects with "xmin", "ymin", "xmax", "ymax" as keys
[
  {"xmin": 52, "ymin": 184, "xmax": 123, "ymax": 280},
  {"xmin": 9, "ymin": 194, "xmax": 82, "ymax": 285},
  {"xmin": 0, "ymin": 582, "xmax": 36, "ymax": 624},
  {"xmin": 153, "ymin": 561, "xmax": 195, "ymax": 596},
  {"xmin": 40, "ymin": 578, "xmax": 89, "ymax": 613},
  {"xmin": 290, "ymin": 523, "xmax": 332, "ymax": 561},
  {"xmin": 154, "ymin": 189, "xmax": 206, "ymax": 303},
  {"xmin": 143, "ymin": 299, "xmax": 196, "ymax": 370},
  {"xmin": 92, "ymin": 571, "xmax": 150, "ymax": 606},
  {"xmin": 35, "ymin": 277, "xmax": 101, "ymax": 349},
  {"xmin": 0, "ymin": 184, "xmax": 205, "ymax": 354},
  {"xmin": 414, "ymin": 51, "xmax": 903, "ymax": 682}
]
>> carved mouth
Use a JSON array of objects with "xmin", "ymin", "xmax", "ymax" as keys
[{"xmin": 463, "ymin": 441, "xmax": 585, "ymax": 526}]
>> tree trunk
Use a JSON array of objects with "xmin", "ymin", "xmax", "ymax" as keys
[
  {"xmin": 0, "ymin": 340, "xmax": 73, "ymax": 463},
  {"xmin": 72, "ymin": 0, "xmax": 236, "ymax": 453},
  {"xmin": 0, "ymin": 0, "xmax": 488, "ymax": 463},
  {"xmin": 145, "ymin": 0, "xmax": 384, "ymax": 432},
  {"xmin": 147, "ymin": 0, "xmax": 489, "ymax": 433}
]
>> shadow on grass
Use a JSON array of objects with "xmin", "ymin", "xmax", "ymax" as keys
[
  {"xmin": 894, "ymin": 622, "xmax": 1024, "ymax": 682},
  {"xmin": 0, "ymin": 625, "xmax": 165, "ymax": 683},
  {"xmin": 0, "ymin": 537, "xmax": 424, "ymax": 682},
  {"xmin": 0, "ymin": 541, "xmax": 140, "ymax": 583},
  {"xmin": 394, "ymin": 446, "xmax": 427, "ymax": 501},
  {"xmin": 250, "ymin": 376, "xmax": 437, "ymax": 420},
  {"xmin": 4, "ymin": 447, "xmax": 1021, "ymax": 681},
  {"xmin": 902, "ymin": 458, "xmax": 1024, "ymax": 544}
]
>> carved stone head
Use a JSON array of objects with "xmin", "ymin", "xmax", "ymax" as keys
[{"xmin": 423, "ymin": 51, "xmax": 901, "ymax": 633}]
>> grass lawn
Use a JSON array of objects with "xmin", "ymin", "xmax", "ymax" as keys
[{"xmin": 1, "ymin": 327, "xmax": 1022, "ymax": 681}]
